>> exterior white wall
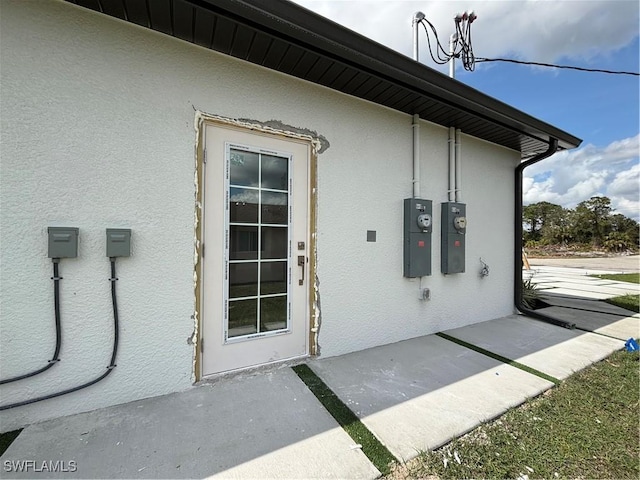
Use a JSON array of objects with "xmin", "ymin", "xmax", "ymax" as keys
[{"xmin": 0, "ymin": 0, "xmax": 519, "ymax": 430}]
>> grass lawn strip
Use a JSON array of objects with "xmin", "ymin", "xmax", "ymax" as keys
[
  {"xmin": 605, "ymin": 294, "xmax": 640, "ymax": 313},
  {"xmin": 389, "ymin": 347, "xmax": 640, "ymax": 480},
  {"xmin": 593, "ymin": 272, "xmax": 639, "ymax": 284},
  {"xmin": 436, "ymin": 332, "xmax": 561, "ymax": 386},
  {"xmin": 292, "ymin": 364, "xmax": 397, "ymax": 475},
  {"xmin": 591, "ymin": 272, "xmax": 640, "ymax": 313}
]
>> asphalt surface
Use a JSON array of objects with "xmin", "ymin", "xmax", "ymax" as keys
[{"xmin": 528, "ymin": 255, "xmax": 640, "ymax": 272}]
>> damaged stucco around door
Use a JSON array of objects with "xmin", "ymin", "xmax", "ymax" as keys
[{"xmin": 192, "ymin": 113, "xmax": 326, "ymax": 381}]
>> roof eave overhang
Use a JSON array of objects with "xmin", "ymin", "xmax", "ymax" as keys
[{"xmin": 64, "ymin": 0, "xmax": 582, "ymax": 157}]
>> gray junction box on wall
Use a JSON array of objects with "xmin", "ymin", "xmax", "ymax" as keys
[
  {"xmin": 106, "ymin": 229, "xmax": 131, "ymax": 258},
  {"xmin": 441, "ymin": 202, "xmax": 466, "ymax": 274},
  {"xmin": 403, "ymin": 198, "xmax": 432, "ymax": 277},
  {"xmin": 47, "ymin": 227, "xmax": 79, "ymax": 259}
]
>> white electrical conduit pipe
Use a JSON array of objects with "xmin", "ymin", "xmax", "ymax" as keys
[
  {"xmin": 455, "ymin": 128, "xmax": 462, "ymax": 202},
  {"xmin": 448, "ymin": 127, "xmax": 455, "ymax": 202},
  {"xmin": 413, "ymin": 114, "xmax": 420, "ymax": 198}
]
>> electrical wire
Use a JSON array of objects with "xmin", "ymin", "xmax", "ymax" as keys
[
  {"xmin": 0, "ymin": 259, "xmax": 120, "ymax": 411},
  {"xmin": 475, "ymin": 57, "xmax": 640, "ymax": 76},
  {"xmin": 0, "ymin": 260, "xmax": 63, "ymax": 385},
  {"xmin": 420, "ymin": 19, "xmax": 450, "ymax": 65},
  {"xmin": 418, "ymin": 16, "xmax": 477, "ymax": 71}
]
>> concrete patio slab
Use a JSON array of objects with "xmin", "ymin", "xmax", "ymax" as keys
[
  {"xmin": 540, "ymin": 292, "xmax": 638, "ymax": 316},
  {"xmin": 444, "ymin": 315, "xmax": 624, "ymax": 380},
  {"xmin": 0, "ymin": 369, "xmax": 379, "ymax": 479},
  {"xmin": 309, "ymin": 335, "xmax": 553, "ymax": 461},
  {"xmin": 528, "ymin": 256, "xmax": 640, "ymax": 272},
  {"xmin": 536, "ymin": 288, "xmax": 613, "ymax": 300},
  {"xmin": 531, "ymin": 282, "xmax": 638, "ymax": 297},
  {"xmin": 536, "ymin": 306, "xmax": 639, "ymax": 340},
  {"xmin": 532, "ymin": 277, "xmax": 619, "ymax": 286}
]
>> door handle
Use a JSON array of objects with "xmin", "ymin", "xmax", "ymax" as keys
[{"xmin": 297, "ymin": 255, "xmax": 305, "ymax": 285}]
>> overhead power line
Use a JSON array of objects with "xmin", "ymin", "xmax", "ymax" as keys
[
  {"xmin": 475, "ymin": 57, "xmax": 640, "ymax": 76},
  {"xmin": 417, "ymin": 11, "xmax": 478, "ymax": 72}
]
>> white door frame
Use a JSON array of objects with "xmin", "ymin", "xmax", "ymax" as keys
[{"xmin": 196, "ymin": 119, "xmax": 317, "ymax": 379}]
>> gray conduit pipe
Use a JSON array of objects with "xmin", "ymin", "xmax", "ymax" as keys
[{"xmin": 514, "ymin": 138, "xmax": 575, "ymax": 329}]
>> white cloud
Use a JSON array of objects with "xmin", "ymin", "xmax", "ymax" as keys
[
  {"xmin": 290, "ymin": 1, "xmax": 640, "ymax": 219},
  {"xmin": 291, "ymin": 0, "xmax": 639, "ymax": 68},
  {"xmin": 523, "ymin": 134, "xmax": 640, "ymax": 219}
]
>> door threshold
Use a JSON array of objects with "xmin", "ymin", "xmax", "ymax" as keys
[{"xmin": 197, "ymin": 354, "xmax": 310, "ymax": 385}]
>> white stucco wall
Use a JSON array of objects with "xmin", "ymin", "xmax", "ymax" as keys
[{"xmin": 0, "ymin": 0, "xmax": 519, "ymax": 431}]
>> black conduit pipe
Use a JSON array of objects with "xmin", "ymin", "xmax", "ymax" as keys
[
  {"xmin": 515, "ymin": 138, "xmax": 575, "ymax": 329},
  {"xmin": 0, "ymin": 259, "xmax": 120, "ymax": 410},
  {"xmin": 0, "ymin": 260, "xmax": 63, "ymax": 385}
]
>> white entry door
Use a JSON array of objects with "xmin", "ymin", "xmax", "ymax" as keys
[{"xmin": 201, "ymin": 124, "xmax": 310, "ymax": 377}]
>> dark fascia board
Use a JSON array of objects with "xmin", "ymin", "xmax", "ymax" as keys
[{"xmin": 186, "ymin": 0, "xmax": 581, "ymax": 152}]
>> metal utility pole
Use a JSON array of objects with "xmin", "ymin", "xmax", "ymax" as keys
[
  {"xmin": 449, "ymin": 33, "xmax": 457, "ymax": 78},
  {"xmin": 412, "ymin": 12, "xmax": 425, "ymax": 61}
]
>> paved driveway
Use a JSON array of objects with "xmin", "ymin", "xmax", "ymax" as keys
[{"xmin": 528, "ymin": 255, "xmax": 639, "ymax": 272}]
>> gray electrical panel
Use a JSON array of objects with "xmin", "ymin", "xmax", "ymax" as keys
[
  {"xmin": 403, "ymin": 198, "xmax": 432, "ymax": 277},
  {"xmin": 441, "ymin": 202, "xmax": 466, "ymax": 274},
  {"xmin": 106, "ymin": 229, "xmax": 131, "ymax": 257},
  {"xmin": 48, "ymin": 227, "xmax": 79, "ymax": 258}
]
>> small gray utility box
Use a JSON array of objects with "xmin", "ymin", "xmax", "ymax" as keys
[
  {"xmin": 403, "ymin": 198, "xmax": 432, "ymax": 277},
  {"xmin": 106, "ymin": 229, "xmax": 131, "ymax": 258},
  {"xmin": 48, "ymin": 227, "xmax": 79, "ymax": 258}
]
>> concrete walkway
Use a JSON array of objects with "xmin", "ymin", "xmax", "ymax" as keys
[
  {"xmin": 528, "ymin": 254, "xmax": 640, "ymax": 272},
  {"xmin": 525, "ymin": 264, "xmax": 639, "ymax": 339},
  {"xmin": 3, "ymin": 309, "xmax": 633, "ymax": 478},
  {"xmin": 1, "ymin": 368, "xmax": 379, "ymax": 479}
]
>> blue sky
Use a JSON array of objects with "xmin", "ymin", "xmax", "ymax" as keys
[{"xmin": 291, "ymin": 0, "xmax": 640, "ymax": 219}]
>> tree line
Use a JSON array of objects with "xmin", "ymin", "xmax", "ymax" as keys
[{"xmin": 523, "ymin": 196, "xmax": 639, "ymax": 252}]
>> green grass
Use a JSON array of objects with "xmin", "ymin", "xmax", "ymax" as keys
[
  {"xmin": 590, "ymin": 272, "xmax": 640, "ymax": 313},
  {"xmin": 389, "ymin": 348, "xmax": 640, "ymax": 480},
  {"xmin": 0, "ymin": 429, "xmax": 21, "ymax": 456},
  {"xmin": 292, "ymin": 364, "xmax": 397, "ymax": 475},
  {"xmin": 594, "ymin": 272, "xmax": 639, "ymax": 284},
  {"xmin": 606, "ymin": 294, "xmax": 640, "ymax": 313}
]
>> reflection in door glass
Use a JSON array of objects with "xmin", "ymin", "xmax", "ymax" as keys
[
  {"xmin": 261, "ymin": 155, "xmax": 289, "ymax": 190},
  {"xmin": 261, "ymin": 191, "xmax": 288, "ymax": 225},
  {"xmin": 261, "ymin": 227, "xmax": 288, "ymax": 259},
  {"xmin": 230, "ymin": 226, "xmax": 258, "ymax": 260},
  {"xmin": 229, "ymin": 263, "xmax": 258, "ymax": 298},
  {"xmin": 228, "ymin": 299, "xmax": 258, "ymax": 337},
  {"xmin": 260, "ymin": 262, "xmax": 287, "ymax": 295},
  {"xmin": 230, "ymin": 150, "xmax": 259, "ymax": 187},
  {"xmin": 260, "ymin": 296, "xmax": 287, "ymax": 332},
  {"xmin": 227, "ymin": 147, "xmax": 291, "ymax": 341},
  {"xmin": 229, "ymin": 188, "xmax": 259, "ymax": 223}
]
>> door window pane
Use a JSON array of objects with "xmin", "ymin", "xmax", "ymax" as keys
[
  {"xmin": 229, "ymin": 188, "xmax": 258, "ymax": 223},
  {"xmin": 228, "ymin": 299, "xmax": 257, "ymax": 338},
  {"xmin": 261, "ymin": 191, "xmax": 288, "ymax": 225},
  {"xmin": 230, "ymin": 150, "xmax": 259, "ymax": 187},
  {"xmin": 259, "ymin": 296, "xmax": 287, "ymax": 332},
  {"xmin": 261, "ymin": 227, "xmax": 287, "ymax": 259},
  {"xmin": 229, "ymin": 263, "xmax": 258, "ymax": 298},
  {"xmin": 226, "ymin": 147, "xmax": 292, "ymax": 341},
  {"xmin": 230, "ymin": 226, "xmax": 258, "ymax": 260},
  {"xmin": 261, "ymin": 155, "xmax": 288, "ymax": 190},
  {"xmin": 260, "ymin": 262, "xmax": 287, "ymax": 295}
]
